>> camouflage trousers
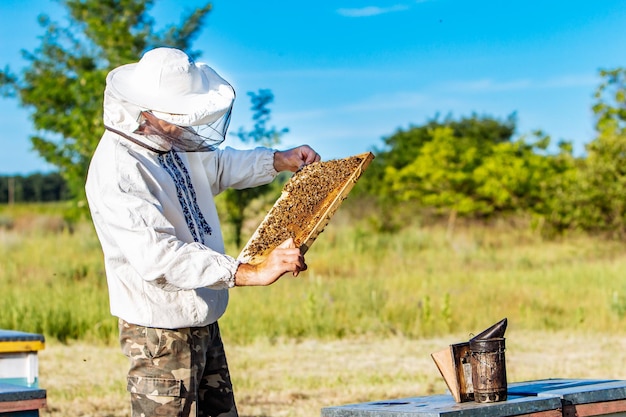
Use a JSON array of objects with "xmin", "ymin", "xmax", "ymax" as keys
[{"xmin": 119, "ymin": 319, "xmax": 238, "ymax": 417}]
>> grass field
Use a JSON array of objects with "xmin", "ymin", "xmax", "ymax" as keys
[
  {"xmin": 38, "ymin": 331, "xmax": 626, "ymax": 416},
  {"xmin": 2, "ymin": 202, "xmax": 626, "ymax": 415}
]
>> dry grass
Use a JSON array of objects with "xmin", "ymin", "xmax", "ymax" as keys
[{"xmin": 38, "ymin": 330, "xmax": 626, "ymax": 417}]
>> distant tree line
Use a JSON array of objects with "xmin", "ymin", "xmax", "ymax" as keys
[
  {"xmin": 356, "ymin": 67, "xmax": 626, "ymax": 238},
  {"xmin": 0, "ymin": 172, "xmax": 70, "ymax": 203}
]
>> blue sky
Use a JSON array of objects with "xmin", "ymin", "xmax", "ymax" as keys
[{"xmin": 1, "ymin": 0, "xmax": 625, "ymax": 175}]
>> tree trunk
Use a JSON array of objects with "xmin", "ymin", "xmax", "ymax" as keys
[{"xmin": 446, "ymin": 209, "xmax": 457, "ymax": 240}]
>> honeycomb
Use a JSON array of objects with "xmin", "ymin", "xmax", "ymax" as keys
[{"xmin": 238, "ymin": 152, "xmax": 374, "ymax": 265}]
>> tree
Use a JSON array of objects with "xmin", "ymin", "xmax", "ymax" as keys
[
  {"xmin": 593, "ymin": 67, "xmax": 626, "ymax": 137},
  {"xmin": 350, "ymin": 114, "xmax": 521, "ymax": 232},
  {"xmin": 358, "ymin": 113, "xmax": 516, "ymax": 197},
  {"xmin": 546, "ymin": 67, "xmax": 626, "ymax": 237},
  {"xmin": 574, "ymin": 132, "xmax": 626, "ymax": 236},
  {"xmin": 388, "ymin": 125, "xmax": 486, "ymax": 215},
  {"xmin": 223, "ymin": 89, "xmax": 289, "ymax": 248},
  {"xmin": 589, "ymin": 67, "xmax": 626, "ymax": 236},
  {"xmin": 0, "ymin": 172, "xmax": 70, "ymax": 203},
  {"xmin": 0, "ymin": 0, "xmax": 212, "ymax": 208},
  {"xmin": 372, "ymin": 113, "xmax": 578, "ymax": 236}
]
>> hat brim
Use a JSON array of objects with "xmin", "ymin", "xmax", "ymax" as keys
[{"xmin": 106, "ymin": 62, "xmax": 235, "ymax": 126}]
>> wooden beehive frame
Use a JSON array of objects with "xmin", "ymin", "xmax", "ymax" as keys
[{"xmin": 238, "ymin": 152, "xmax": 374, "ymax": 265}]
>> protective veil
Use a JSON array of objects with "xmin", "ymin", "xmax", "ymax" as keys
[{"xmin": 103, "ymin": 47, "xmax": 236, "ymax": 153}]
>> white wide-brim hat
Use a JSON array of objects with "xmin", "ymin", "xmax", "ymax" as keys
[{"xmin": 106, "ymin": 47, "xmax": 235, "ymax": 126}]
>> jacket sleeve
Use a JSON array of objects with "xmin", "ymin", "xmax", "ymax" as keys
[
  {"xmin": 86, "ymin": 146, "xmax": 238, "ymax": 292},
  {"xmin": 200, "ymin": 146, "xmax": 278, "ymax": 194}
]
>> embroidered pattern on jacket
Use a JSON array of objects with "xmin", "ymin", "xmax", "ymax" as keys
[{"xmin": 158, "ymin": 151, "xmax": 212, "ymax": 243}]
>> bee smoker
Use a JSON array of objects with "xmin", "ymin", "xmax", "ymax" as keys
[
  {"xmin": 469, "ymin": 337, "xmax": 507, "ymax": 402},
  {"xmin": 469, "ymin": 318, "xmax": 508, "ymax": 403},
  {"xmin": 431, "ymin": 318, "xmax": 509, "ymax": 404}
]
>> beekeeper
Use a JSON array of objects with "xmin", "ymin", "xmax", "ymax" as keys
[{"xmin": 85, "ymin": 47, "xmax": 320, "ymax": 417}]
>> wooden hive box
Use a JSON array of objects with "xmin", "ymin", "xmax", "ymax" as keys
[{"xmin": 238, "ymin": 152, "xmax": 374, "ymax": 265}]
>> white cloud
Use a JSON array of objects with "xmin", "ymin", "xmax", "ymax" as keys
[
  {"xmin": 336, "ymin": 4, "xmax": 410, "ymax": 17},
  {"xmin": 541, "ymin": 74, "xmax": 598, "ymax": 88},
  {"xmin": 341, "ymin": 91, "xmax": 429, "ymax": 112},
  {"xmin": 277, "ymin": 91, "xmax": 460, "ymax": 125},
  {"xmin": 444, "ymin": 79, "xmax": 532, "ymax": 93},
  {"xmin": 441, "ymin": 74, "xmax": 598, "ymax": 94}
]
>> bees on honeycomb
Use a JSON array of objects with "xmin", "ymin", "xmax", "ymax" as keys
[{"xmin": 240, "ymin": 155, "xmax": 366, "ymax": 263}]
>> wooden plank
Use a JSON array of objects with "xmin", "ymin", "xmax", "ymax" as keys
[
  {"xmin": 431, "ymin": 348, "xmax": 460, "ymax": 402},
  {"xmin": 321, "ymin": 393, "xmax": 563, "ymax": 417},
  {"xmin": 509, "ymin": 379, "xmax": 622, "ymax": 398},
  {"xmin": 545, "ymin": 380, "xmax": 626, "ymax": 405},
  {"xmin": 431, "ymin": 343, "xmax": 473, "ymax": 403},
  {"xmin": 515, "ymin": 411, "xmax": 562, "ymax": 417},
  {"xmin": 563, "ymin": 399, "xmax": 626, "ymax": 417},
  {"xmin": 452, "ymin": 342, "xmax": 473, "ymax": 402},
  {"xmin": 0, "ymin": 330, "xmax": 45, "ymax": 353},
  {"xmin": 0, "ymin": 383, "xmax": 46, "ymax": 405},
  {"xmin": 0, "ymin": 340, "xmax": 45, "ymax": 353},
  {"xmin": 0, "ymin": 398, "xmax": 46, "ymax": 412}
]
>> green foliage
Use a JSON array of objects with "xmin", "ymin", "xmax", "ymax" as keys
[
  {"xmin": 543, "ymin": 67, "xmax": 626, "ymax": 237},
  {"xmin": 375, "ymin": 115, "xmax": 574, "ymax": 224},
  {"xmin": 377, "ymin": 112, "xmax": 516, "ymax": 171},
  {"xmin": 0, "ymin": 0, "xmax": 212, "ymax": 205},
  {"xmin": 593, "ymin": 67, "xmax": 626, "ymax": 136},
  {"xmin": 391, "ymin": 125, "xmax": 490, "ymax": 214},
  {"xmin": 360, "ymin": 113, "xmax": 516, "ymax": 199},
  {"xmin": 551, "ymin": 131, "xmax": 626, "ymax": 237}
]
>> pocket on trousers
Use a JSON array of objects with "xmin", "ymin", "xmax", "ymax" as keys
[{"xmin": 127, "ymin": 375, "xmax": 182, "ymax": 397}]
